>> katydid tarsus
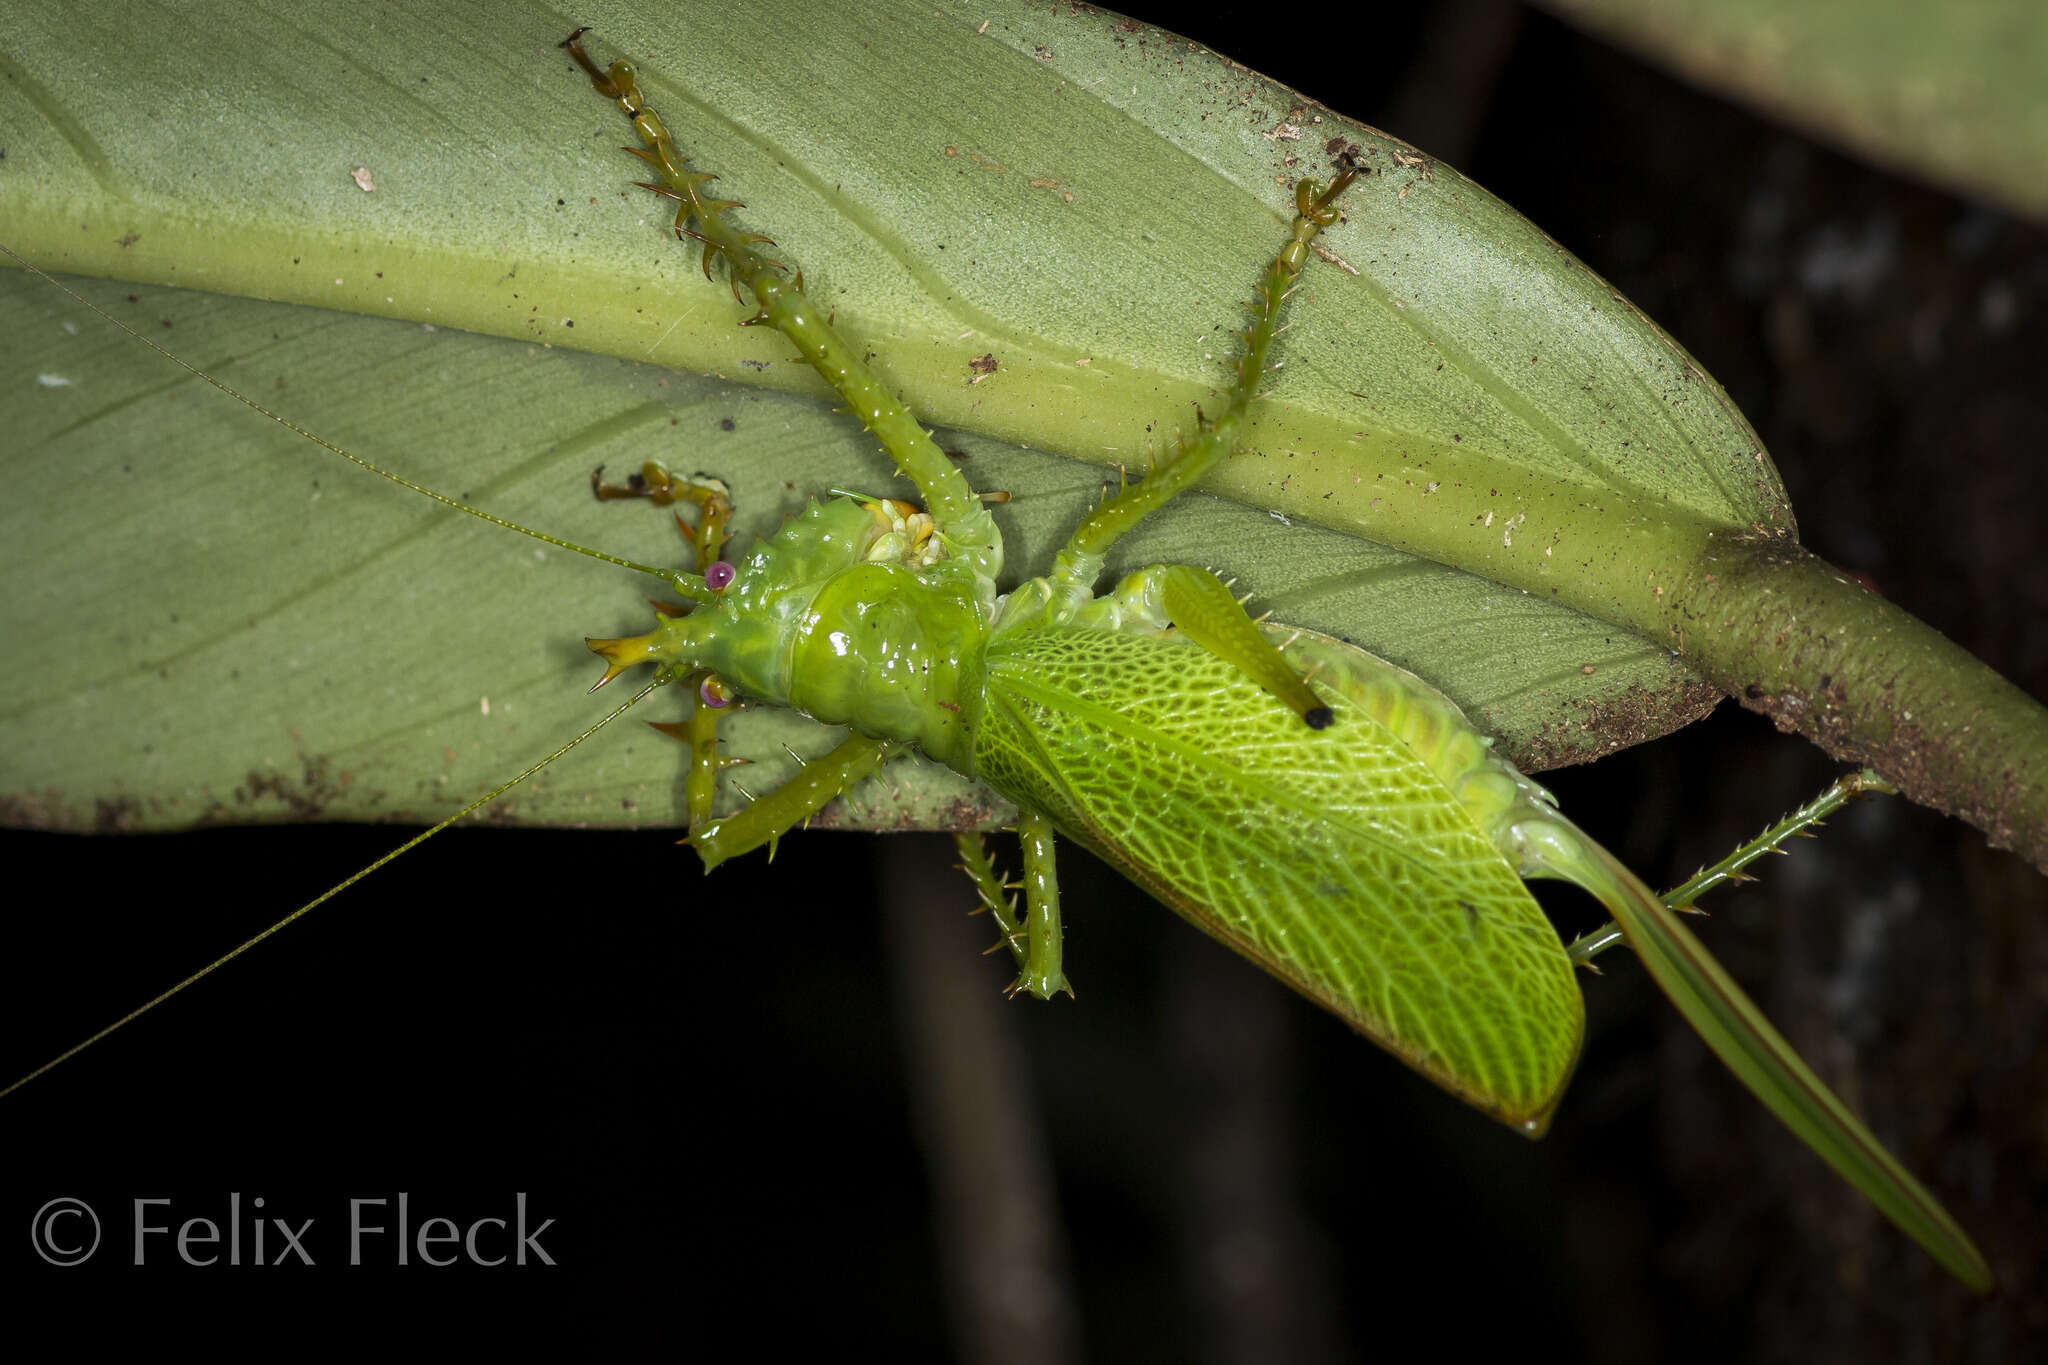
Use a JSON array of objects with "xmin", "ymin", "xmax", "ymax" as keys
[{"xmin": 0, "ymin": 7, "xmax": 2015, "ymax": 1309}]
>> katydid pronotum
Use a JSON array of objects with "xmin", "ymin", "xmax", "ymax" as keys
[{"xmin": 0, "ymin": 0, "xmax": 2023, "ymax": 1326}]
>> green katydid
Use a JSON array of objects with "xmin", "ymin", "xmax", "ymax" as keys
[
  {"xmin": 550, "ymin": 30, "xmax": 1992, "ymax": 1288},
  {"xmin": 4, "ymin": 25, "xmax": 1989, "ymax": 1291},
  {"xmin": 0, "ymin": 13, "xmax": 2015, "ymax": 1309}
]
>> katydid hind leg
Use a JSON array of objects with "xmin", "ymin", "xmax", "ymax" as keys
[{"xmin": 1568, "ymin": 768, "xmax": 1898, "ymax": 966}]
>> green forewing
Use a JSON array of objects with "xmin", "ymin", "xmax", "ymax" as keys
[{"xmin": 975, "ymin": 627, "xmax": 1583, "ymax": 1131}]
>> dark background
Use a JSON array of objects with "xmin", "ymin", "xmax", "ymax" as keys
[{"xmin": 5, "ymin": 3, "xmax": 2044, "ymax": 1358}]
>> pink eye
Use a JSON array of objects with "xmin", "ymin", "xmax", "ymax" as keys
[
  {"xmin": 699, "ymin": 675, "xmax": 734, "ymax": 709},
  {"xmin": 705, "ymin": 560, "xmax": 736, "ymax": 591}
]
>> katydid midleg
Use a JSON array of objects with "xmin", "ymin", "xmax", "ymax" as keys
[{"xmin": 0, "ymin": 13, "xmax": 2015, "ymax": 1309}]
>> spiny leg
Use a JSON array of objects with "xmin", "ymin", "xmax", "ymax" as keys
[
  {"xmin": 562, "ymin": 29, "xmax": 1001, "ymax": 580},
  {"xmin": 954, "ymin": 821, "xmax": 1072, "ymax": 1000},
  {"xmin": 592, "ymin": 460, "xmax": 734, "ymax": 569},
  {"xmin": 955, "ymin": 830, "xmax": 1033, "ymax": 975},
  {"xmin": 594, "ymin": 458, "xmax": 739, "ymax": 829},
  {"xmin": 1037, "ymin": 167, "xmax": 1360, "ymax": 728},
  {"xmin": 1014, "ymin": 812, "xmax": 1071, "ymax": 999},
  {"xmin": 646, "ymin": 674, "xmax": 741, "ymax": 831},
  {"xmin": 1052, "ymin": 166, "xmax": 1360, "ymax": 589},
  {"xmin": 621, "ymin": 612, "xmax": 898, "ymax": 855},
  {"xmin": 1566, "ymin": 768, "xmax": 1899, "ymax": 965},
  {"xmin": 688, "ymin": 733, "xmax": 899, "ymax": 872}
]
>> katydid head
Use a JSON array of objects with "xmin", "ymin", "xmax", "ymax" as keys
[
  {"xmin": 587, "ymin": 496, "xmax": 927, "ymax": 697},
  {"xmin": 586, "ymin": 492, "xmax": 993, "ymax": 772}
]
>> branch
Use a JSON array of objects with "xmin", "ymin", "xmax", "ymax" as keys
[{"xmin": 1675, "ymin": 537, "xmax": 2048, "ymax": 874}]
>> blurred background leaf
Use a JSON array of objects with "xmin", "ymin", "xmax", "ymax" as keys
[{"xmin": 1542, "ymin": 0, "xmax": 2048, "ymax": 221}]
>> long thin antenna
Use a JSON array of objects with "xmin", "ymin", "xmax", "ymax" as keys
[
  {"xmin": 1, "ymin": 677, "xmax": 667, "ymax": 1099},
  {"xmin": 2, "ymin": 245, "xmax": 702, "ymax": 594}
]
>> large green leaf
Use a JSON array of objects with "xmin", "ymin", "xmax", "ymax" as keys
[{"xmin": 0, "ymin": 0, "xmax": 1784, "ymax": 831}]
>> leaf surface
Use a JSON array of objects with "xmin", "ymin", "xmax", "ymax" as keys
[{"xmin": 0, "ymin": 1, "xmax": 1785, "ymax": 830}]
